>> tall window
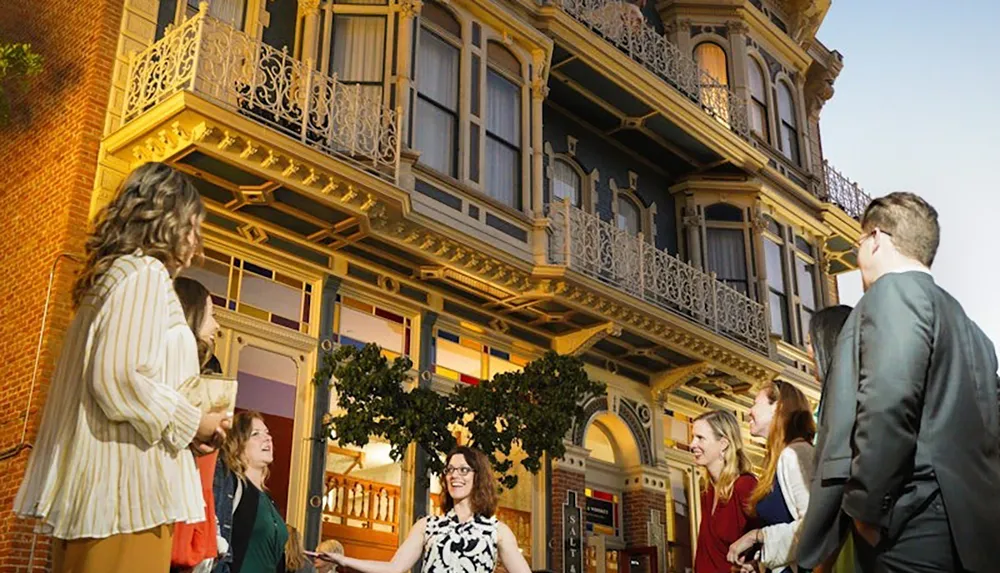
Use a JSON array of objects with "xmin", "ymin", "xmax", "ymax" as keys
[
  {"xmin": 794, "ymin": 237, "xmax": 817, "ymax": 343},
  {"xmin": 694, "ymin": 43, "xmax": 729, "ymax": 85},
  {"xmin": 551, "ymin": 159, "xmax": 582, "ymax": 207},
  {"xmin": 777, "ymin": 82, "xmax": 799, "ymax": 164},
  {"xmin": 187, "ymin": 0, "xmax": 246, "ymax": 28},
  {"xmin": 748, "ymin": 59, "xmax": 769, "ymax": 142},
  {"xmin": 485, "ymin": 43, "xmax": 522, "ymax": 209},
  {"xmin": 616, "ymin": 196, "xmax": 641, "ymax": 236},
  {"xmin": 329, "ymin": 14, "xmax": 387, "ymax": 103},
  {"xmin": 762, "ymin": 218, "xmax": 790, "ymax": 341},
  {"xmin": 704, "ymin": 203, "xmax": 749, "ymax": 295},
  {"xmin": 415, "ymin": 3, "xmax": 461, "ymax": 176}
]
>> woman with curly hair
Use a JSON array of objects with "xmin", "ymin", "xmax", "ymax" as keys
[
  {"xmin": 317, "ymin": 446, "xmax": 531, "ymax": 573},
  {"xmin": 13, "ymin": 162, "xmax": 231, "ymax": 573}
]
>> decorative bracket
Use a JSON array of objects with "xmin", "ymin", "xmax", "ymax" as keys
[
  {"xmin": 551, "ymin": 322, "xmax": 621, "ymax": 356},
  {"xmin": 651, "ymin": 361, "xmax": 714, "ymax": 404}
]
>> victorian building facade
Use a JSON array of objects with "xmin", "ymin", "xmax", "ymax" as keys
[{"xmin": 0, "ymin": 0, "xmax": 870, "ymax": 571}]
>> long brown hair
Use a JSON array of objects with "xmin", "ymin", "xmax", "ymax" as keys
[
  {"xmin": 747, "ymin": 380, "xmax": 816, "ymax": 512},
  {"xmin": 222, "ymin": 411, "xmax": 270, "ymax": 486},
  {"xmin": 284, "ymin": 524, "xmax": 307, "ymax": 570},
  {"xmin": 74, "ymin": 162, "xmax": 204, "ymax": 306},
  {"xmin": 693, "ymin": 410, "xmax": 752, "ymax": 503},
  {"xmin": 173, "ymin": 276, "xmax": 213, "ymax": 370},
  {"xmin": 440, "ymin": 446, "xmax": 498, "ymax": 517}
]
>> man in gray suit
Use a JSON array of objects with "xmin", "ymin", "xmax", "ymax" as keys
[{"xmin": 798, "ymin": 192, "xmax": 1000, "ymax": 572}]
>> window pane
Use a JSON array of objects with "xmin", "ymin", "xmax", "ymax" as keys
[
  {"xmin": 436, "ymin": 337, "xmax": 482, "ymax": 379},
  {"xmin": 414, "ymin": 97, "xmax": 456, "ymax": 175},
  {"xmin": 191, "ymin": 0, "xmax": 246, "ymax": 29},
  {"xmin": 795, "ymin": 257, "xmax": 816, "ymax": 310},
  {"xmin": 748, "ymin": 59, "xmax": 766, "ymax": 100},
  {"xmin": 338, "ymin": 305, "xmax": 406, "ymax": 355},
  {"xmin": 764, "ymin": 238, "xmax": 785, "ymax": 294},
  {"xmin": 486, "ymin": 69, "xmax": 520, "ymax": 144},
  {"xmin": 694, "ymin": 43, "xmax": 728, "ymax": 85},
  {"xmin": 777, "ymin": 82, "xmax": 797, "ymax": 127},
  {"xmin": 617, "ymin": 196, "xmax": 640, "ymax": 235},
  {"xmin": 781, "ymin": 125, "xmax": 800, "ymax": 163},
  {"xmin": 417, "ymin": 29, "xmax": 458, "ymax": 110},
  {"xmin": 769, "ymin": 291, "xmax": 789, "ymax": 339},
  {"xmin": 485, "ymin": 137, "xmax": 519, "ymax": 208},
  {"xmin": 552, "ymin": 159, "xmax": 581, "ymax": 206},
  {"xmin": 706, "ymin": 228, "xmax": 748, "ymax": 293},
  {"xmin": 751, "ymin": 101, "xmax": 767, "ymax": 140},
  {"xmin": 332, "ymin": 16, "xmax": 386, "ymax": 84}
]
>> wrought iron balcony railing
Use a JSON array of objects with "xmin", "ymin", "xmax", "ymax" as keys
[
  {"xmin": 547, "ymin": 200, "xmax": 769, "ymax": 353},
  {"xmin": 557, "ymin": 0, "xmax": 750, "ymax": 140},
  {"xmin": 122, "ymin": 5, "xmax": 401, "ymax": 180},
  {"xmin": 822, "ymin": 161, "xmax": 872, "ymax": 220}
]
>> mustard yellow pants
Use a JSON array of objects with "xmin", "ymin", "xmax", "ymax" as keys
[{"xmin": 52, "ymin": 524, "xmax": 173, "ymax": 573}]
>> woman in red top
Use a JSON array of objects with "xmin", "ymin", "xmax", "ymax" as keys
[{"xmin": 692, "ymin": 410, "xmax": 758, "ymax": 573}]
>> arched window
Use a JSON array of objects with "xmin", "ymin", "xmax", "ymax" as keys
[
  {"xmin": 551, "ymin": 158, "xmax": 581, "ymax": 207},
  {"xmin": 694, "ymin": 42, "xmax": 729, "ymax": 85},
  {"xmin": 704, "ymin": 203, "xmax": 749, "ymax": 295},
  {"xmin": 617, "ymin": 196, "xmax": 641, "ymax": 236},
  {"xmin": 415, "ymin": 1, "xmax": 461, "ymax": 177},
  {"xmin": 748, "ymin": 59, "xmax": 769, "ymax": 142},
  {"xmin": 777, "ymin": 81, "xmax": 800, "ymax": 164},
  {"xmin": 485, "ymin": 42, "xmax": 522, "ymax": 210}
]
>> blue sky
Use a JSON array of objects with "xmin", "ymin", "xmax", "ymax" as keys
[{"xmin": 820, "ymin": 0, "xmax": 1000, "ymax": 345}]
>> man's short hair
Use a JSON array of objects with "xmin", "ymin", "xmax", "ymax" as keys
[{"xmin": 861, "ymin": 192, "xmax": 940, "ymax": 267}]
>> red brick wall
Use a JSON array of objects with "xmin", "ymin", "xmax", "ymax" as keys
[
  {"xmin": 0, "ymin": 0, "xmax": 123, "ymax": 569},
  {"xmin": 551, "ymin": 467, "xmax": 586, "ymax": 573},
  {"xmin": 622, "ymin": 489, "xmax": 666, "ymax": 548}
]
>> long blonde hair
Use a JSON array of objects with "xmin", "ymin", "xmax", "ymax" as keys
[
  {"xmin": 73, "ymin": 162, "xmax": 204, "ymax": 306},
  {"xmin": 285, "ymin": 524, "xmax": 307, "ymax": 570},
  {"xmin": 694, "ymin": 410, "xmax": 752, "ymax": 503},
  {"xmin": 747, "ymin": 380, "xmax": 816, "ymax": 513}
]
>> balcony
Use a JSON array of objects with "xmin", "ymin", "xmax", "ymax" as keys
[
  {"xmin": 547, "ymin": 200, "xmax": 769, "ymax": 353},
  {"xmin": 822, "ymin": 161, "xmax": 872, "ymax": 221},
  {"xmin": 122, "ymin": 6, "xmax": 401, "ymax": 181},
  {"xmin": 556, "ymin": 0, "xmax": 750, "ymax": 141}
]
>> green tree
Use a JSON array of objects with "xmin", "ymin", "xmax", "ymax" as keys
[
  {"xmin": 315, "ymin": 344, "xmax": 605, "ymax": 489},
  {"xmin": 0, "ymin": 43, "xmax": 43, "ymax": 125}
]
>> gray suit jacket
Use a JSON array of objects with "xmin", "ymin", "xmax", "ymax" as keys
[
  {"xmin": 796, "ymin": 306, "xmax": 860, "ymax": 568},
  {"xmin": 801, "ymin": 271, "xmax": 1000, "ymax": 571}
]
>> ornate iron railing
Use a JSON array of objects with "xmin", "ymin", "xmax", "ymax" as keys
[
  {"xmin": 122, "ymin": 5, "xmax": 401, "ymax": 180},
  {"xmin": 557, "ymin": 0, "xmax": 750, "ymax": 140},
  {"xmin": 547, "ymin": 200, "xmax": 768, "ymax": 352},
  {"xmin": 821, "ymin": 161, "xmax": 871, "ymax": 220}
]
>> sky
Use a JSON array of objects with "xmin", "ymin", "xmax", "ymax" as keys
[{"xmin": 818, "ymin": 0, "xmax": 1000, "ymax": 345}]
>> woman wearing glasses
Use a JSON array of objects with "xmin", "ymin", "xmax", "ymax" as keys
[{"xmin": 318, "ymin": 446, "xmax": 531, "ymax": 573}]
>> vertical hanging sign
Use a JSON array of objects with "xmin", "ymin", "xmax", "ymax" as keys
[{"xmin": 564, "ymin": 491, "xmax": 583, "ymax": 573}]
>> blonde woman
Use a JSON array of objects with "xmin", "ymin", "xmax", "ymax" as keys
[
  {"xmin": 691, "ymin": 410, "xmax": 758, "ymax": 573},
  {"xmin": 13, "ymin": 162, "xmax": 230, "ymax": 573},
  {"xmin": 284, "ymin": 525, "xmax": 316, "ymax": 573},
  {"xmin": 313, "ymin": 539, "xmax": 344, "ymax": 573},
  {"xmin": 727, "ymin": 381, "xmax": 816, "ymax": 572}
]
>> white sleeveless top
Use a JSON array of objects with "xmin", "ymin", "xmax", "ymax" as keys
[{"xmin": 422, "ymin": 511, "xmax": 498, "ymax": 573}]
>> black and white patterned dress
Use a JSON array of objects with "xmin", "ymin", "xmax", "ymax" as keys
[{"xmin": 421, "ymin": 511, "xmax": 498, "ymax": 573}]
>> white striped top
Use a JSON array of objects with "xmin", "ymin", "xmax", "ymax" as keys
[{"xmin": 14, "ymin": 254, "xmax": 206, "ymax": 539}]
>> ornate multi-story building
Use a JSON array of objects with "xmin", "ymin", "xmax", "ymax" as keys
[{"xmin": 0, "ymin": 0, "xmax": 871, "ymax": 570}]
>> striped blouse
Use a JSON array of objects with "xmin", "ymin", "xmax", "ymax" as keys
[{"xmin": 14, "ymin": 255, "xmax": 206, "ymax": 539}]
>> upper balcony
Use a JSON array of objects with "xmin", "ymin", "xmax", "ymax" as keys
[
  {"xmin": 122, "ymin": 7, "xmax": 401, "ymax": 182},
  {"xmin": 547, "ymin": 199, "xmax": 769, "ymax": 353},
  {"xmin": 819, "ymin": 160, "xmax": 872, "ymax": 273}
]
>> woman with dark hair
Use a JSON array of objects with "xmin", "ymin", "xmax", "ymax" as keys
[
  {"xmin": 727, "ymin": 380, "xmax": 816, "ymax": 572},
  {"xmin": 319, "ymin": 446, "xmax": 531, "ymax": 573},
  {"xmin": 13, "ymin": 162, "xmax": 230, "ymax": 573}
]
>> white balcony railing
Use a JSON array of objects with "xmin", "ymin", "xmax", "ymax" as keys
[
  {"xmin": 122, "ymin": 5, "xmax": 401, "ymax": 180},
  {"xmin": 557, "ymin": 0, "xmax": 750, "ymax": 140},
  {"xmin": 822, "ymin": 161, "xmax": 872, "ymax": 221},
  {"xmin": 547, "ymin": 200, "xmax": 769, "ymax": 353}
]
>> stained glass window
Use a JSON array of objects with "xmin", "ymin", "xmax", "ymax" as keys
[
  {"xmin": 584, "ymin": 487, "xmax": 620, "ymax": 537},
  {"xmin": 432, "ymin": 328, "xmax": 529, "ymax": 385},
  {"xmin": 332, "ymin": 294, "xmax": 412, "ymax": 361},
  {"xmin": 181, "ymin": 247, "xmax": 315, "ymax": 335},
  {"xmin": 664, "ymin": 409, "xmax": 692, "ymax": 452}
]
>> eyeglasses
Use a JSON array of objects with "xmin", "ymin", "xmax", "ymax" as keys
[
  {"xmin": 444, "ymin": 466, "xmax": 474, "ymax": 477},
  {"xmin": 857, "ymin": 228, "xmax": 892, "ymax": 248}
]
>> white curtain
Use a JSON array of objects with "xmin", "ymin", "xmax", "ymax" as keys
[
  {"xmin": 414, "ymin": 29, "xmax": 459, "ymax": 175},
  {"xmin": 485, "ymin": 70, "xmax": 520, "ymax": 208},
  {"xmin": 763, "ymin": 238, "xmax": 787, "ymax": 337},
  {"xmin": 551, "ymin": 159, "xmax": 581, "ymax": 207},
  {"xmin": 706, "ymin": 228, "xmax": 748, "ymax": 293},
  {"xmin": 332, "ymin": 15, "xmax": 385, "ymax": 98},
  {"xmin": 193, "ymin": 0, "xmax": 247, "ymax": 28}
]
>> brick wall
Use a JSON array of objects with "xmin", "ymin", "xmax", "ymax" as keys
[
  {"xmin": 622, "ymin": 489, "xmax": 666, "ymax": 548},
  {"xmin": 550, "ymin": 467, "xmax": 586, "ymax": 573},
  {"xmin": 0, "ymin": 0, "xmax": 123, "ymax": 569}
]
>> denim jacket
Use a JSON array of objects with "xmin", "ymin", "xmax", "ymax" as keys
[{"xmin": 212, "ymin": 455, "xmax": 237, "ymax": 573}]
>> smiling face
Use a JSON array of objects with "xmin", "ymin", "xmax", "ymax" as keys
[
  {"xmin": 748, "ymin": 389, "xmax": 778, "ymax": 438},
  {"xmin": 242, "ymin": 417, "xmax": 273, "ymax": 469},
  {"xmin": 690, "ymin": 419, "xmax": 727, "ymax": 469},
  {"xmin": 444, "ymin": 453, "xmax": 475, "ymax": 503}
]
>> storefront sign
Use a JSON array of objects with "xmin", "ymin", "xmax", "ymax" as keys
[
  {"xmin": 563, "ymin": 491, "xmax": 583, "ymax": 573},
  {"xmin": 585, "ymin": 496, "xmax": 615, "ymax": 529}
]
